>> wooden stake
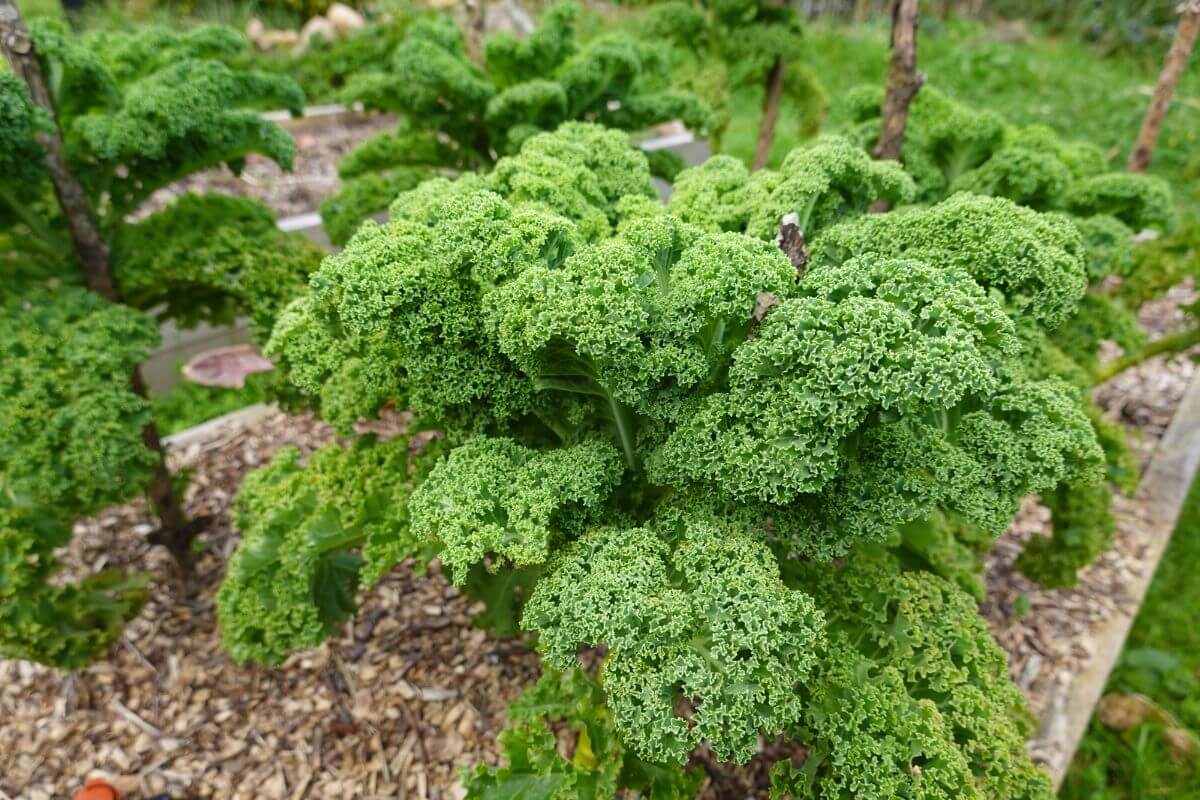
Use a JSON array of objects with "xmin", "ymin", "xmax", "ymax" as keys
[
  {"xmin": 871, "ymin": 0, "xmax": 924, "ymax": 211},
  {"xmin": 464, "ymin": 0, "xmax": 487, "ymax": 65},
  {"xmin": 0, "ymin": 0, "xmax": 194, "ymax": 566},
  {"xmin": 753, "ymin": 56, "xmax": 787, "ymax": 170},
  {"xmin": 1128, "ymin": 1, "xmax": 1200, "ymax": 173},
  {"xmin": 776, "ymin": 211, "xmax": 808, "ymax": 275}
]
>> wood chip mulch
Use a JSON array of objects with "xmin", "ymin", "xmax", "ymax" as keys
[
  {"xmin": 3, "ymin": 290, "xmax": 1198, "ymax": 799},
  {"xmin": 1, "ymin": 410, "xmax": 540, "ymax": 800}
]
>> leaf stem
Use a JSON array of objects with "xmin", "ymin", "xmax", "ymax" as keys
[{"xmin": 1095, "ymin": 325, "xmax": 1200, "ymax": 382}]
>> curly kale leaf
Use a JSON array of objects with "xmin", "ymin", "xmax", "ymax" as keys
[
  {"xmin": 1063, "ymin": 172, "xmax": 1174, "ymax": 232},
  {"xmin": 742, "ymin": 136, "xmax": 914, "ymax": 240},
  {"xmin": 1005, "ymin": 123, "xmax": 1108, "ymax": 179},
  {"xmin": 1018, "ymin": 480, "xmax": 1115, "ymax": 589},
  {"xmin": 1052, "ymin": 293, "xmax": 1146, "ymax": 376},
  {"xmin": 649, "ymin": 256, "xmax": 1017, "ymax": 504},
  {"xmin": 555, "ymin": 36, "xmax": 712, "ymax": 137},
  {"xmin": 0, "ymin": 509, "xmax": 147, "ymax": 669},
  {"xmin": 766, "ymin": 420, "xmax": 1009, "ymax": 561},
  {"xmin": 484, "ymin": 1, "xmax": 580, "ymax": 89},
  {"xmin": 943, "ymin": 122, "xmax": 1106, "ymax": 213},
  {"xmin": 0, "ymin": 72, "xmax": 49, "ymax": 194},
  {"xmin": 667, "ymin": 154, "xmax": 771, "ymax": 234},
  {"xmin": 465, "ymin": 667, "xmax": 703, "ymax": 800},
  {"xmin": 781, "ymin": 550, "xmax": 1054, "ymax": 800},
  {"xmin": 843, "ymin": 84, "xmax": 1006, "ymax": 201},
  {"xmin": 958, "ymin": 378, "xmax": 1105, "ymax": 499},
  {"xmin": 952, "ymin": 145, "xmax": 1073, "ymax": 211},
  {"xmin": 779, "ymin": 377, "xmax": 1102, "ymax": 571},
  {"xmin": 364, "ymin": 16, "xmax": 494, "ymax": 137},
  {"xmin": 217, "ymin": 436, "xmax": 424, "ymax": 665},
  {"xmin": 0, "ymin": 288, "xmax": 157, "ymax": 516},
  {"xmin": 1091, "ymin": 406, "xmax": 1140, "ymax": 495},
  {"xmin": 771, "ymin": 641, "xmax": 979, "ymax": 800},
  {"xmin": 524, "ymin": 523, "xmax": 824, "ymax": 765},
  {"xmin": 669, "ymin": 136, "xmax": 913, "ymax": 240},
  {"xmin": 28, "ymin": 18, "xmax": 121, "ymax": 119},
  {"xmin": 1063, "ymin": 212, "xmax": 1135, "ymax": 282},
  {"xmin": 69, "ymin": 59, "xmax": 302, "ymax": 213},
  {"xmin": 409, "ymin": 437, "xmax": 623, "ymax": 583},
  {"xmin": 486, "ymin": 123, "xmax": 656, "ymax": 238},
  {"xmin": 321, "ymin": 170, "xmax": 434, "ymax": 248},
  {"xmin": 269, "ymin": 189, "xmax": 554, "ymax": 434},
  {"xmin": 811, "ymin": 193, "xmax": 1088, "ymax": 330},
  {"xmin": 338, "ymin": 127, "xmax": 466, "ymax": 180},
  {"xmin": 81, "ymin": 24, "xmax": 245, "ymax": 84},
  {"xmin": 492, "ymin": 213, "xmax": 794, "ymax": 444},
  {"xmin": 0, "ymin": 75, "xmax": 65, "ymax": 283},
  {"xmin": 278, "ymin": 124, "xmax": 668, "ymax": 435},
  {"xmin": 1004, "ymin": 316, "xmax": 1092, "ymax": 389}
]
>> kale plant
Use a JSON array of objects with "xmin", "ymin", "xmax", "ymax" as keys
[
  {"xmin": 1, "ymin": 22, "xmax": 321, "ymax": 667},
  {"xmin": 320, "ymin": 1, "xmax": 712, "ymax": 245},
  {"xmin": 218, "ymin": 122, "xmax": 1104, "ymax": 797}
]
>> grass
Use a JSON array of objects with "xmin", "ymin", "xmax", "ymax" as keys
[
  {"xmin": 17, "ymin": 0, "xmax": 306, "ymax": 35},
  {"xmin": 16, "ymin": 0, "xmax": 63, "ymax": 20},
  {"xmin": 1061, "ymin": 470, "xmax": 1200, "ymax": 798}
]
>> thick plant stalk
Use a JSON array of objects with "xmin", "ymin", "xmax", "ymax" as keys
[
  {"xmin": 0, "ymin": 0, "xmax": 194, "ymax": 567},
  {"xmin": 464, "ymin": 0, "xmax": 488, "ymax": 65},
  {"xmin": 753, "ymin": 56, "xmax": 786, "ymax": 170},
  {"xmin": 1128, "ymin": 1, "xmax": 1200, "ymax": 173},
  {"xmin": 776, "ymin": 211, "xmax": 808, "ymax": 274},
  {"xmin": 0, "ymin": 1, "xmax": 115, "ymax": 300},
  {"xmin": 871, "ymin": 0, "xmax": 924, "ymax": 211}
]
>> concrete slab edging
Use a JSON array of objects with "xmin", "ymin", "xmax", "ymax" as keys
[{"xmin": 163, "ymin": 403, "xmax": 277, "ymax": 451}]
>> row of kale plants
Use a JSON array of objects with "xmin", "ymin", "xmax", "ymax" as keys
[{"xmin": 1, "ymin": 1, "xmax": 1195, "ymax": 797}]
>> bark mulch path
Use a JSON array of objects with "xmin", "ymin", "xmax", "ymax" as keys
[{"xmin": 3, "ymin": 299, "xmax": 1198, "ymax": 799}]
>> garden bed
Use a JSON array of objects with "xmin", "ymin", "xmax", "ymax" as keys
[{"xmin": 4, "ymin": 338, "xmax": 1198, "ymax": 799}]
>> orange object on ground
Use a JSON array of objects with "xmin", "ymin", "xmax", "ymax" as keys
[{"xmin": 72, "ymin": 778, "xmax": 121, "ymax": 800}]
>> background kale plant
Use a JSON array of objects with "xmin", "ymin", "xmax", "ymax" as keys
[
  {"xmin": 0, "ymin": 19, "xmax": 321, "ymax": 667},
  {"xmin": 637, "ymin": 0, "xmax": 825, "ymax": 167},
  {"xmin": 319, "ymin": 0, "xmax": 713, "ymax": 245}
]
